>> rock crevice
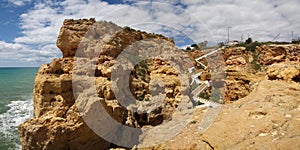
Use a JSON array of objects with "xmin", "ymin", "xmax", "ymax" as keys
[
  {"xmin": 18, "ymin": 18, "xmax": 183, "ymax": 149},
  {"xmin": 19, "ymin": 18, "xmax": 300, "ymax": 149}
]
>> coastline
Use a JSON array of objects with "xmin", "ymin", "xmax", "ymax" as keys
[{"xmin": 0, "ymin": 68, "xmax": 37, "ymax": 149}]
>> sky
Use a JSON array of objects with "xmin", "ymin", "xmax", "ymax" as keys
[{"xmin": 0, "ymin": 0, "xmax": 299, "ymax": 67}]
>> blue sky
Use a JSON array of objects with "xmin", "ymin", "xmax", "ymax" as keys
[
  {"xmin": 0, "ymin": 2, "xmax": 32, "ymax": 42},
  {"xmin": 0, "ymin": 0, "xmax": 300, "ymax": 67}
]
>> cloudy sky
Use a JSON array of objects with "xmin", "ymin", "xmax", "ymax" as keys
[{"xmin": 0, "ymin": 0, "xmax": 299, "ymax": 67}]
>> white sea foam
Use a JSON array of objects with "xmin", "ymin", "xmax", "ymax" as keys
[{"xmin": 0, "ymin": 95, "xmax": 33, "ymax": 149}]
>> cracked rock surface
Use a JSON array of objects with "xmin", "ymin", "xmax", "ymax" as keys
[
  {"xmin": 18, "ymin": 18, "xmax": 300, "ymax": 149},
  {"xmin": 147, "ymin": 80, "xmax": 300, "ymax": 149}
]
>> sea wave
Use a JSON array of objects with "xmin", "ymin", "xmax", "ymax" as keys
[{"xmin": 0, "ymin": 95, "xmax": 33, "ymax": 150}]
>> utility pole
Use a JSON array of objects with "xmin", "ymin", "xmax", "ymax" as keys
[
  {"xmin": 291, "ymin": 31, "xmax": 294, "ymax": 40},
  {"xmin": 228, "ymin": 27, "xmax": 232, "ymax": 43},
  {"xmin": 241, "ymin": 34, "xmax": 244, "ymax": 42}
]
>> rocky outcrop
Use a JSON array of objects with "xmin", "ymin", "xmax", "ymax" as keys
[
  {"xmin": 18, "ymin": 57, "xmax": 112, "ymax": 149},
  {"xmin": 56, "ymin": 18, "xmax": 96, "ymax": 58},
  {"xmin": 18, "ymin": 18, "xmax": 185, "ymax": 149},
  {"xmin": 257, "ymin": 44, "xmax": 300, "ymax": 65},
  {"xmin": 224, "ymin": 65, "xmax": 266, "ymax": 101},
  {"xmin": 267, "ymin": 63, "xmax": 300, "ymax": 82},
  {"xmin": 223, "ymin": 44, "xmax": 300, "ymax": 102},
  {"xmin": 19, "ymin": 18, "xmax": 300, "ymax": 149},
  {"xmin": 150, "ymin": 80, "xmax": 300, "ymax": 149},
  {"xmin": 222, "ymin": 46, "xmax": 262, "ymax": 102},
  {"xmin": 138, "ymin": 44, "xmax": 300, "ymax": 149},
  {"xmin": 223, "ymin": 47, "xmax": 249, "ymax": 66}
]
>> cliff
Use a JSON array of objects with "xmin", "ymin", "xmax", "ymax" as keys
[
  {"xmin": 151, "ymin": 44, "xmax": 300, "ymax": 149},
  {"xmin": 156, "ymin": 44, "xmax": 300, "ymax": 149},
  {"xmin": 223, "ymin": 44, "xmax": 300, "ymax": 102},
  {"xmin": 19, "ymin": 19, "xmax": 300, "ymax": 149},
  {"xmin": 18, "ymin": 18, "xmax": 185, "ymax": 149}
]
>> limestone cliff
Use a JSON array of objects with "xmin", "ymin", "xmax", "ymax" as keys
[
  {"xmin": 19, "ymin": 18, "xmax": 300, "ymax": 149},
  {"xmin": 149, "ymin": 80, "xmax": 300, "ymax": 149},
  {"xmin": 222, "ymin": 44, "xmax": 300, "ymax": 102},
  {"xmin": 150, "ymin": 44, "xmax": 300, "ymax": 149},
  {"xmin": 18, "ymin": 18, "xmax": 184, "ymax": 149}
]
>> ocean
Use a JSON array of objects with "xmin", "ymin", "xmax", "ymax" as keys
[{"xmin": 0, "ymin": 68, "xmax": 39, "ymax": 149}]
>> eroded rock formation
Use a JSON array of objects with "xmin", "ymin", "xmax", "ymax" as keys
[
  {"xmin": 18, "ymin": 18, "xmax": 188, "ymax": 149},
  {"xmin": 19, "ymin": 18, "xmax": 300, "ymax": 150},
  {"xmin": 144, "ymin": 44, "xmax": 300, "ymax": 149},
  {"xmin": 223, "ymin": 44, "xmax": 300, "ymax": 102},
  {"xmin": 150, "ymin": 80, "xmax": 300, "ymax": 149}
]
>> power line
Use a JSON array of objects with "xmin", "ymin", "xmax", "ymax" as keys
[{"xmin": 272, "ymin": 33, "xmax": 280, "ymax": 41}]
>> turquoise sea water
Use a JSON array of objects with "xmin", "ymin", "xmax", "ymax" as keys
[{"xmin": 0, "ymin": 68, "xmax": 38, "ymax": 149}]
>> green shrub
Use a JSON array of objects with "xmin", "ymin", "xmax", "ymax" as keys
[
  {"xmin": 210, "ymin": 88, "xmax": 220, "ymax": 102},
  {"xmin": 252, "ymin": 63, "xmax": 261, "ymax": 70},
  {"xmin": 245, "ymin": 37, "xmax": 253, "ymax": 44},
  {"xmin": 199, "ymin": 92, "xmax": 209, "ymax": 99},
  {"xmin": 251, "ymin": 51, "xmax": 261, "ymax": 71},
  {"xmin": 245, "ymin": 42, "xmax": 262, "ymax": 52}
]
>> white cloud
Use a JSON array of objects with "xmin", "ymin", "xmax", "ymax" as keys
[
  {"xmin": 184, "ymin": 0, "xmax": 300, "ymax": 42},
  {"xmin": 1, "ymin": 0, "xmax": 300, "ymax": 66},
  {"xmin": 0, "ymin": 40, "xmax": 60, "ymax": 67},
  {"xmin": 7, "ymin": 0, "xmax": 32, "ymax": 6}
]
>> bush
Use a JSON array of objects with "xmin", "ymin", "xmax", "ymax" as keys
[
  {"xmin": 252, "ymin": 63, "xmax": 261, "ymax": 70},
  {"xmin": 251, "ymin": 51, "xmax": 261, "ymax": 71},
  {"xmin": 199, "ymin": 91, "xmax": 209, "ymax": 99},
  {"xmin": 245, "ymin": 42, "xmax": 262, "ymax": 52},
  {"xmin": 292, "ymin": 39, "xmax": 300, "ymax": 44},
  {"xmin": 245, "ymin": 37, "xmax": 253, "ymax": 44},
  {"xmin": 210, "ymin": 88, "xmax": 220, "ymax": 102},
  {"xmin": 191, "ymin": 44, "xmax": 198, "ymax": 48}
]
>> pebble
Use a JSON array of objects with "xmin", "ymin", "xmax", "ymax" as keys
[
  {"xmin": 285, "ymin": 114, "xmax": 292, "ymax": 118},
  {"xmin": 258, "ymin": 133, "xmax": 268, "ymax": 137}
]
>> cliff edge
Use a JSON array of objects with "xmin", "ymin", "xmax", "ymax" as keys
[
  {"xmin": 18, "ymin": 18, "xmax": 185, "ymax": 149},
  {"xmin": 18, "ymin": 19, "xmax": 300, "ymax": 149}
]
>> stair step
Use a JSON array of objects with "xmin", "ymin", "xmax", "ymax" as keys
[{"xmin": 192, "ymin": 83, "xmax": 207, "ymax": 95}]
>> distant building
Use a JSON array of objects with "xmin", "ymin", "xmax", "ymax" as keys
[{"xmin": 227, "ymin": 40, "xmax": 239, "ymax": 46}]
